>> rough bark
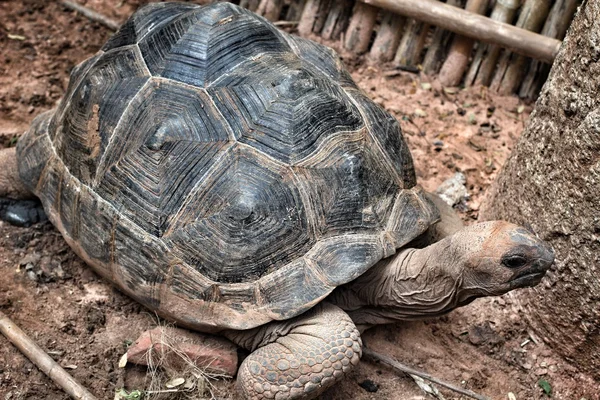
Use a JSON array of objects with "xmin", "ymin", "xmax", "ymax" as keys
[{"xmin": 481, "ymin": 3, "xmax": 600, "ymax": 378}]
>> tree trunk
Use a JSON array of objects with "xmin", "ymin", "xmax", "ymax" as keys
[{"xmin": 481, "ymin": 3, "xmax": 600, "ymax": 378}]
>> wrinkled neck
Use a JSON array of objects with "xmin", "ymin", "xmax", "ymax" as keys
[{"xmin": 329, "ymin": 239, "xmax": 465, "ymax": 326}]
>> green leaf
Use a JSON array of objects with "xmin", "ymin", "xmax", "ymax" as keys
[
  {"xmin": 115, "ymin": 389, "xmax": 143, "ymax": 400},
  {"xmin": 538, "ymin": 379, "xmax": 552, "ymax": 396}
]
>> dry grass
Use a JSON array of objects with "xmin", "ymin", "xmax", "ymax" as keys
[{"xmin": 117, "ymin": 320, "xmax": 235, "ymax": 400}]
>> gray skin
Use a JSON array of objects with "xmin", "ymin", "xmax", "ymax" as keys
[{"xmin": 0, "ymin": 150, "xmax": 554, "ymax": 400}]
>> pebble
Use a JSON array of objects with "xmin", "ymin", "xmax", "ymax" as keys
[
  {"xmin": 435, "ymin": 172, "xmax": 468, "ymax": 206},
  {"xmin": 358, "ymin": 379, "xmax": 379, "ymax": 393}
]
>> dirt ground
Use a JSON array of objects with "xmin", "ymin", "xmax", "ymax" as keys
[{"xmin": 0, "ymin": 1, "xmax": 598, "ymax": 399}]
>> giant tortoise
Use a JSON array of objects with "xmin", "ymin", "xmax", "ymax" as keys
[{"xmin": 0, "ymin": 2, "xmax": 554, "ymax": 399}]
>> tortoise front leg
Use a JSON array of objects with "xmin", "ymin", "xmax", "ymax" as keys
[
  {"xmin": 0, "ymin": 147, "xmax": 46, "ymax": 226},
  {"xmin": 224, "ymin": 303, "xmax": 362, "ymax": 400}
]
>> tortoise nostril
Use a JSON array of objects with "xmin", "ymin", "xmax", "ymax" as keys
[{"xmin": 502, "ymin": 255, "xmax": 528, "ymax": 269}]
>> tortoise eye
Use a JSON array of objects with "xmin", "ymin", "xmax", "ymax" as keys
[{"xmin": 502, "ymin": 255, "xmax": 528, "ymax": 269}]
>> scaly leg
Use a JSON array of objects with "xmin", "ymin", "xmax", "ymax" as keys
[{"xmin": 225, "ymin": 303, "xmax": 362, "ymax": 400}]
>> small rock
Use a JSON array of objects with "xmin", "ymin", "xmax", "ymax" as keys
[
  {"xmin": 126, "ymin": 326, "xmax": 238, "ymax": 376},
  {"xmin": 535, "ymin": 368, "xmax": 548, "ymax": 376},
  {"xmin": 19, "ymin": 253, "xmax": 41, "ymax": 266},
  {"xmin": 435, "ymin": 172, "xmax": 468, "ymax": 207},
  {"xmin": 467, "ymin": 321, "xmax": 503, "ymax": 346},
  {"xmin": 414, "ymin": 109, "xmax": 427, "ymax": 118},
  {"xmin": 358, "ymin": 379, "xmax": 379, "ymax": 393}
]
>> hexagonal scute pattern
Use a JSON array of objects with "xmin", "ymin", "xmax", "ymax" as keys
[
  {"xmin": 210, "ymin": 72, "xmax": 363, "ymax": 163},
  {"xmin": 102, "ymin": 2, "xmax": 201, "ymax": 51},
  {"xmin": 94, "ymin": 78, "xmax": 233, "ymax": 236},
  {"xmin": 285, "ymin": 35, "xmax": 358, "ymax": 90},
  {"xmin": 167, "ymin": 145, "xmax": 314, "ymax": 284},
  {"xmin": 346, "ymin": 88, "xmax": 417, "ymax": 188},
  {"xmin": 293, "ymin": 130, "xmax": 401, "ymax": 238},
  {"xmin": 136, "ymin": 3, "xmax": 291, "ymax": 88},
  {"xmin": 50, "ymin": 45, "xmax": 150, "ymax": 185}
]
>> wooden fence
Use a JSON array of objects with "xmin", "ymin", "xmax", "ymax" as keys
[{"xmin": 234, "ymin": 0, "xmax": 580, "ymax": 98}]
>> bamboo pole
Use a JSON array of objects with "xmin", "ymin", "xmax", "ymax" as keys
[
  {"xmin": 344, "ymin": 2, "xmax": 379, "ymax": 53},
  {"xmin": 285, "ymin": 0, "xmax": 307, "ymax": 21},
  {"xmin": 394, "ymin": 19, "xmax": 430, "ymax": 67},
  {"xmin": 256, "ymin": 0, "xmax": 284, "ymax": 21},
  {"xmin": 321, "ymin": 0, "xmax": 354, "ymax": 40},
  {"xmin": 491, "ymin": 0, "xmax": 551, "ymax": 94},
  {"xmin": 421, "ymin": 0, "xmax": 461, "ymax": 75},
  {"xmin": 239, "ymin": 0, "xmax": 260, "ymax": 12},
  {"xmin": 464, "ymin": 0, "xmax": 520, "ymax": 86},
  {"xmin": 0, "ymin": 311, "xmax": 98, "ymax": 400},
  {"xmin": 359, "ymin": 0, "xmax": 561, "ymax": 63},
  {"xmin": 369, "ymin": 13, "xmax": 406, "ymax": 62},
  {"xmin": 519, "ymin": 0, "xmax": 578, "ymax": 98},
  {"xmin": 298, "ymin": 0, "xmax": 331, "ymax": 36},
  {"xmin": 438, "ymin": 0, "xmax": 488, "ymax": 86}
]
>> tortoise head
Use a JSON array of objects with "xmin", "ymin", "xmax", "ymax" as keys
[{"xmin": 451, "ymin": 221, "xmax": 554, "ymax": 304}]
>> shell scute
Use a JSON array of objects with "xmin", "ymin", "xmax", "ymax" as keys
[
  {"xmin": 52, "ymin": 46, "xmax": 149, "ymax": 185},
  {"xmin": 166, "ymin": 146, "xmax": 314, "ymax": 284}
]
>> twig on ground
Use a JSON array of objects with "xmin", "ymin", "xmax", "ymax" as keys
[
  {"xmin": 363, "ymin": 348, "xmax": 490, "ymax": 400},
  {"xmin": 0, "ymin": 310, "xmax": 98, "ymax": 400},
  {"xmin": 59, "ymin": 0, "xmax": 120, "ymax": 31},
  {"xmin": 273, "ymin": 20, "xmax": 300, "ymax": 27}
]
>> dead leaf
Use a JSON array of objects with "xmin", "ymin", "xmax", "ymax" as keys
[
  {"xmin": 165, "ymin": 377, "xmax": 185, "ymax": 389},
  {"xmin": 118, "ymin": 353, "xmax": 128, "ymax": 368}
]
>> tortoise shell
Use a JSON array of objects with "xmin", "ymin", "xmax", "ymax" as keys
[{"xmin": 17, "ymin": 2, "xmax": 438, "ymax": 332}]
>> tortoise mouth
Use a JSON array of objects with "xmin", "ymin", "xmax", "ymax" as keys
[
  {"xmin": 509, "ymin": 271, "xmax": 546, "ymax": 289},
  {"xmin": 509, "ymin": 257, "xmax": 552, "ymax": 288}
]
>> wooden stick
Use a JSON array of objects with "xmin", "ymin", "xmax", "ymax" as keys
[
  {"xmin": 285, "ymin": 0, "xmax": 307, "ymax": 21},
  {"xmin": 491, "ymin": 0, "xmax": 551, "ymax": 94},
  {"xmin": 298, "ymin": 0, "xmax": 331, "ymax": 36},
  {"xmin": 256, "ymin": 0, "xmax": 284, "ymax": 21},
  {"xmin": 0, "ymin": 310, "xmax": 98, "ymax": 400},
  {"xmin": 369, "ymin": 13, "xmax": 405, "ymax": 62},
  {"xmin": 59, "ymin": 0, "xmax": 120, "ymax": 31},
  {"xmin": 363, "ymin": 348, "xmax": 490, "ymax": 400},
  {"xmin": 518, "ymin": 0, "xmax": 578, "ymax": 98},
  {"xmin": 394, "ymin": 19, "xmax": 430, "ymax": 67},
  {"xmin": 321, "ymin": 0, "xmax": 354, "ymax": 40},
  {"xmin": 359, "ymin": 0, "xmax": 561, "ymax": 63},
  {"xmin": 344, "ymin": 2, "xmax": 379, "ymax": 53},
  {"xmin": 464, "ymin": 0, "xmax": 520, "ymax": 86},
  {"xmin": 421, "ymin": 0, "xmax": 460, "ymax": 76},
  {"xmin": 239, "ymin": 0, "xmax": 261, "ymax": 12},
  {"xmin": 438, "ymin": 0, "xmax": 488, "ymax": 87}
]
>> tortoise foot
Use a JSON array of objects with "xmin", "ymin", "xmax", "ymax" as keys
[
  {"xmin": 228, "ymin": 303, "xmax": 362, "ymax": 400},
  {"xmin": 0, "ymin": 198, "xmax": 47, "ymax": 227}
]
